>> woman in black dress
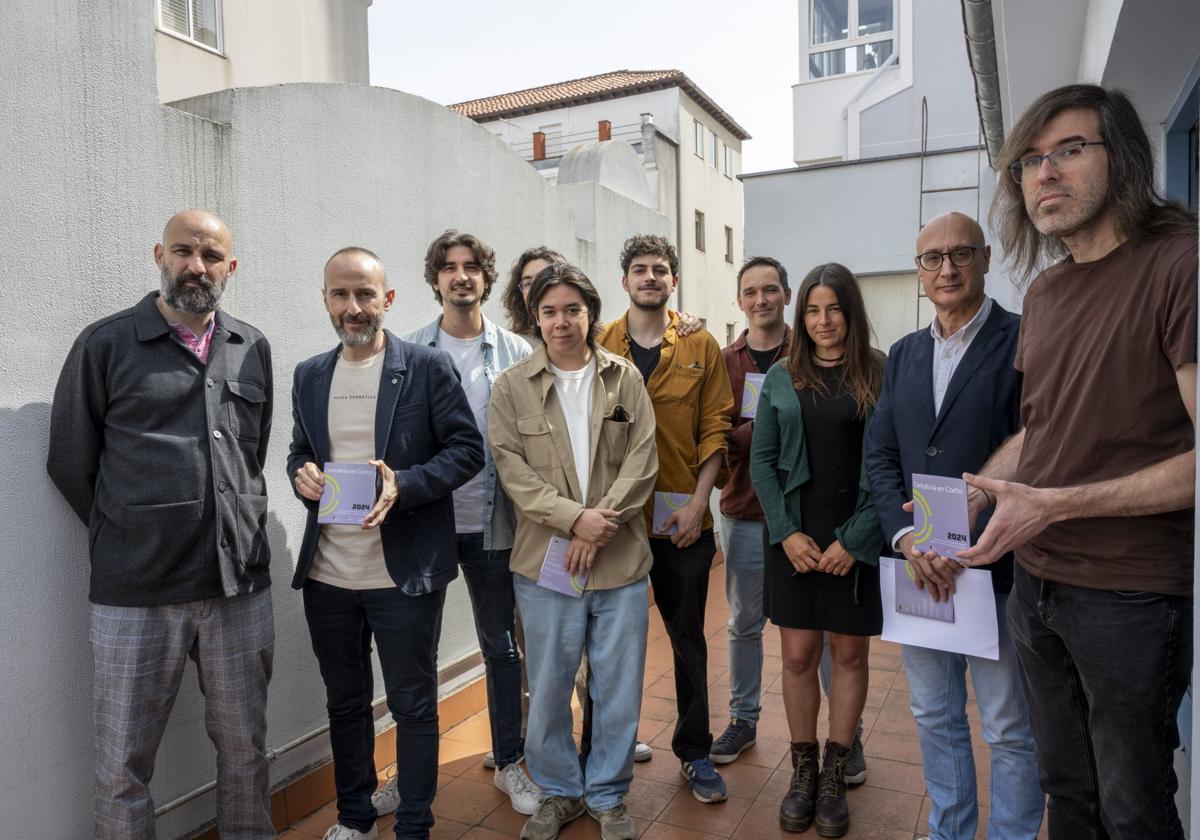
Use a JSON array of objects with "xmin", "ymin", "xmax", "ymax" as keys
[{"xmin": 749, "ymin": 263, "xmax": 885, "ymax": 837}]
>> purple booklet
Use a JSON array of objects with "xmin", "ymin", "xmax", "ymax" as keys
[
  {"xmin": 741, "ymin": 372, "xmax": 766, "ymax": 419},
  {"xmin": 536, "ymin": 535, "xmax": 589, "ymax": 597},
  {"xmin": 652, "ymin": 492, "xmax": 693, "ymax": 535},
  {"xmin": 317, "ymin": 462, "xmax": 377, "ymax": 525},
  {"xmin": 911, "ymin": 473, "xmax": 971, "ymax": 559},
  {"xmin": 894, "ymin": 559, "xmax": 956, "ymax": 623}
]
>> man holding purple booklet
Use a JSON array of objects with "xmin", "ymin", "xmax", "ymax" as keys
[{"xmin": 488, "ymin": 262, "xmax": 657, "ymax": 840}]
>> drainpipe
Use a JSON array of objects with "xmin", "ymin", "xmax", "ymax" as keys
[{"xmin": 961, "ymin": 0, "xmax": 1005, "ymax": 166}]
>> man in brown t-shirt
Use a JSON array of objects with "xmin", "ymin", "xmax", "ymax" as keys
[{"xmin": 960, "ymin": 85, "xmax": 1197, "ymax": 839}]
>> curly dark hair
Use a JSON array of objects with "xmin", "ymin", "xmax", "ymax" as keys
[
  {"xmin": 503, "ymin": 246, "xmax": 566, "ymax": 337},
  {"xmin": 422, "ymin": 230, "xmax": 498, "ymax": 303},
  {"xmin": 619, "ymin": 234, "xmax": 679, "ymax": 277}
]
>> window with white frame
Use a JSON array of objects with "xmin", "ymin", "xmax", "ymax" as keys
[
  {"xmin": 724, "ymin": 226, "xmax": 734, "ymax": 263},
  {"xmin": 723, "ymin": 145, "xmax": 733, "ymax": 177},
  {"xmin": 159, "ymin": 0, "xmax": 222, "ymax": 51},
  {"xmin": 694, "ymin": 120, "xmax": 705, "ymax": 158},
  {"xmin": 694, "ymin": 211, "xmax": 706, "ymax": 252},
  {"xmin": 808, "ymin": 0, "xmax": 893, "ymax": 79},
  {"xmin": 710, "ymin": 130, "xmax": 719, "ymax": 169}
]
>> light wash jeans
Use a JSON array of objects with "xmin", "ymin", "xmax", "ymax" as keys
[
  {"xmin": 902, "ymin": 592, "xmax": 1043, "ymax": 840},
  {"xmin": 719, "ymin": 514, "xmax": 766, "ymax": 723},
  {"xmin": 514, "ymin": 574, "xmax": 648, "ymax": 810}
]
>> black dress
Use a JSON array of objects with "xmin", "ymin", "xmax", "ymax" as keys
[{"xmin": 762, "ymin": 364, "xmax": 883, "ymax": 635}]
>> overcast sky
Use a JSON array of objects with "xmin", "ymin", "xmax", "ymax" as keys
[{"xmin": 367, "ymin": 0, "xmax": 800, "ymax": 174}]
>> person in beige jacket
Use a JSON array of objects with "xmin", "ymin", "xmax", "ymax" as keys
[{"xmin": 488, "ymin": 262, "xmax": 658, "ymax": 840}]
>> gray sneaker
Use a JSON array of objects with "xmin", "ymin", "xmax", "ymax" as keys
[
  {"xmin": 587, "ymin": 802, "xmax": 637, "ymax": 840},
  {"xmin": 370, "ymin": 773, "xmax": 399, "ymax": 815},
  {"xmin": 520, "ymin": 796, "xmax": 585, "ymax": 840},
  {"xmin": 709, "ymin": 718, "xmax": 757, "ymax": 764},
  {"xmin": 321, "ymin": 825, "xmax": 378, "ymax": 840},
  {"xmin": 843, "ymin": 727, "xmax": 867, "ymax": 786}
]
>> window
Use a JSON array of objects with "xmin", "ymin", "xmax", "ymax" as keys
[
  {"xmin": 724, "ymin": 226, "xmax": 734, "ymax": 263},
  {"xmin": 710, "ymin": 130, "xmax": 719, "ymax": 169},
  {"xmin": 159, "ymin": 0, "xmax": 222, "ymax": 51},
  {"xmin": 694, "ymin": 120, "xmax": 705, "ymax": 158},
  {"xmin": 808, "ymin": 0, "xmax": 893, "ymax": 79},
  {"xmin": 723, "ymin": 145, "xmax": 734, "ymax": 177},
  {"xmin": 726, "ymin": 323, "xmax": 737, "ymax": 346},
  {"xmin": 694, "ymin": 211, "xmax": 706, "ymax": 252}
]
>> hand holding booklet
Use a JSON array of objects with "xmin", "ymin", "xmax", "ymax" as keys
[
  {"xmin": 536, "ymin": 535, "xmax": 589, "ymax": 597},
  {"xmin": 317, "ymin": 462, "xmax": 377, "ymax": 525},
  {"xmin": 652, "ymin": 492, "xmax": 693, "ymax": 535}
]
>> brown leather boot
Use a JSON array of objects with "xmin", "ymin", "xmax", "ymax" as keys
[
  {"xmin": 779, "ymin": 741, "xmax": 819, "ymax": 832},
  {"xmin": 815, "ymin": 740, "xmax": 850, "ymax": 837}
]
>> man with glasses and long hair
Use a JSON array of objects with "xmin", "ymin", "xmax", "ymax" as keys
[
  {"xmin": 958, "ymin": 85, "xmax": 1197, "ymax": 838},
  {"xmin": 865, "ymin": 212, "xmax": 1041, "ymax": 840}
]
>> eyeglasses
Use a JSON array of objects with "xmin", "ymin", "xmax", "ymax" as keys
[
  {"xmin": 915, "ymin": 246, "xmax": 983, "ymax": 272},
  {"xmin": 1008, "ymin": 140, "xmax": 1106, "ymax": 184}
]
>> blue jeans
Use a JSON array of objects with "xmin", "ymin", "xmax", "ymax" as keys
[
  {"xmin": 514, "ymin": 574, "xmax": 648, "ymax": 810},
  {"xmin": 303, "ymin": 580, "xmax": 445, "ymax": 840},
  {"xmin": 457, "ymin": 532, "xmax": 523, "ymax": 767},
  {"xmin": 719, "ymin": 515, "xmax": 766, "ymax": 724},
  {"xmin": 903, "ymin": 592, "xmax": 1043, "ymax": 840},
  {"xmin": 1008, "ymin": 563, "xmax": 1191, "ymax": 840}
]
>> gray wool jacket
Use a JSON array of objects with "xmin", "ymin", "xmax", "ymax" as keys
[{"xmin": 48, "ymin": 292, "xmax": 274, "ymax": 607}]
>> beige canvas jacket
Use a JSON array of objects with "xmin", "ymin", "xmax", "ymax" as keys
[{"xmin": 488, "ymin": 344, "xmax": 658, "ymax": 589}]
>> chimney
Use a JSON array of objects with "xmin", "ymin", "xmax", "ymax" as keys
[
  {"xmin": 598, "ymin": 120, "xmax": 612, "ymax": 142},
  {"xmin": 532, "ymin": 131, "xmax": 546, "ymax": 161}
]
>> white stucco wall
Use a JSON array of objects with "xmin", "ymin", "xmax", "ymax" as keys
[
  {"xmin": 1, "ymin": 2, "xmax": 666, "ymax": 837},
  {"xmin": 155, "ymin": 0, "xmax": 372, "ymax": 103}
]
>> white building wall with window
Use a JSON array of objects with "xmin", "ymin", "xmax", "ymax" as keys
[{"xmin": 155, "ymin": 0, "xmax": 371, "ymax": 103}]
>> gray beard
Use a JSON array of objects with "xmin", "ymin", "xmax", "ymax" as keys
[
  {"xmin": 333, "ymin": 314, "xmax": 382, "ymax": 348},
  {"xmin": 160, "ymin": 266, "xmax": 224, "ymax": 314}
]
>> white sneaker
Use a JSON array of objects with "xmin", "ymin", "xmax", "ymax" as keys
[
  {"xmin": 483, "ymin": 749, "xmax": 496, "ymax": 769},
  {"xmin": 634, "ymin": 741, "xmax": 653, "ymax": 762},
  {"xmin": 321, "ymin": 824, "xmax": 378, "ymax": 840},
  {"xmin": 370, "ymin": 773, "xmax": 400, "ymax": 815},
  {"xmin": 495, "ymin": 761, "xmax": 541, "ymax": 815}
]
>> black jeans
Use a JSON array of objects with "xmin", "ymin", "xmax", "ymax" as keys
[
  {"xmin": 651, "ymin": 530, "xmax": 717, "ymax": 761},
  {"xmin": 303, "ymin": 579, "xmax": 446, "ymax": 840},
  {"xmin": 1008, "ymin": 563, "xmax": 1192, "ymax": 840},
  {"xmin": 457, "ymin": 532, "xmax": 523, "ymax": 767}
]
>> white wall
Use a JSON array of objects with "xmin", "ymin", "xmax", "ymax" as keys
[
  {"xmin": 155, "ymin": 0, "xmax": 371, "ymax": 103},
  {"xmin": 0, "ymin": 2, "xmax": 666, "ymax": 836}
]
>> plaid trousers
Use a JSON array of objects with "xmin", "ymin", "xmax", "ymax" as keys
[{"xmin": 90, "ymin": 589, "xmax": 275, "ymax": 840}]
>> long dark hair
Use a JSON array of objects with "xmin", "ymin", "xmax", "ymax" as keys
[
  {"xmin": 527, "ymin": 262, "xmax": 602, "ymax": 349},
  {"xmin": 992, "ymin": 84, "xmax": 1197, "ymax": 281},
  {"xmin": 503, "ymin": 246, "xmax": 565, "ymax": 337},
  {"xmin": 787, "ymin": 263, "xmax": 882, "ymax": 416}
]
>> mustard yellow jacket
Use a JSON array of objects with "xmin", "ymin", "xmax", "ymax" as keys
[{"xmin": 488, "ymin": 344, "xmax": 659, "ymax": 589}]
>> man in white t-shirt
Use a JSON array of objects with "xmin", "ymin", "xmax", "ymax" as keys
[
  {"xmin": 288, "ymin": 247, "xmax": 484, "ymax": 840},
  {"xmin": 401, "ymin": 231, "xmax": 539, "ymax": 815}
]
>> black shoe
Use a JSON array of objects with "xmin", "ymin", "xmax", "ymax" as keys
[
  {"xmin": 843, "ymin": 726, "xmax": 867, "ymax": 786},
  {"xmin": 814, "ymin": 740, "xmax": 850, "ymax": 837},
  {"xmin": 779, "ymin": 741, "xmax": 819, "ymax": 832},
  {"xmin": 710, "ymin": 718, "xmax": 757, "ymax": 765}
]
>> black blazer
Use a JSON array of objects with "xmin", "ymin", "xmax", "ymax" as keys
[
  {"xmin": 287, "ymin": 330, "xmax": 484, "ymax": 594},
  {"xmin": 864, "ymin": 302, "xmax": 1022, "ymax": 593}
]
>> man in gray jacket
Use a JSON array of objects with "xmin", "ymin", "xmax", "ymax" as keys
[{"xmin": 48, "ymin": 209, "xmax": 275, "ymax": 840}]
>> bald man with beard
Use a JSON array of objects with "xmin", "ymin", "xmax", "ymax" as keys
[{"xmin": 48, "ymin": 210, "xmax": 276, "ymax": 839}]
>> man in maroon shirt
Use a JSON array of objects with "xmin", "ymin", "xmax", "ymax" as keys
[{"xmin": 962, "ymin": 85, "xmax": 1197, "ymax": 839}]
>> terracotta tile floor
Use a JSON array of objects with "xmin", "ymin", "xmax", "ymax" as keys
[{"xmin": 279, "ymin": 562, "xmax": 1049, "ymax": 840}]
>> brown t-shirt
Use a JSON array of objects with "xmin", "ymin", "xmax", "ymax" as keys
[{"xmin": 1014, "ymin": 232, "xmax": 1197, "ymax": 596}]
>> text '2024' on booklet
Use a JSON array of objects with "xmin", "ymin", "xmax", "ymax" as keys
[
  {"xmin": 317, "ymin": 462, "xmax": 377, "ymax": 525},
  {"xmin": 537, "ymin": 535, "xmax": 589, "ymax": 597}
]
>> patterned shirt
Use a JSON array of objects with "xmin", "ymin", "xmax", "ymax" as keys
[{"xmin": 168, "ymin": 316, "xmax": 216, "ymax": 364}]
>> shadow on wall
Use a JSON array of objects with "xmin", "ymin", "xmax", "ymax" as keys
[{"xmin": 0, "ymin": 401, "xmax": 95, "ymax": 838}]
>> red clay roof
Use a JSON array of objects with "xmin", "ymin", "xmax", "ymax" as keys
[{"xmin": 449, "ymin": 69, "xmax": 751, "ymax": 140}]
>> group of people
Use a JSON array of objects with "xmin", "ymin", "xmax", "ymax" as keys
[{"xmin": 48, "ymin": 84, "xmax": 1195, "ymax": 840}]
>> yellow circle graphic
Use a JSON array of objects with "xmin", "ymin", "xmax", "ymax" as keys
[
  {"xmin": 911, "ymin": 488, "xmax": 934, "ymax": 544},
  {"xmin": 318, "ymin": 473, "xmax": 342, "ymax": 517}
]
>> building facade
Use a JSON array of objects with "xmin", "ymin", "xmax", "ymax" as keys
[
  {"xmin": 744, "ymin": 0, "xmax": 1007, "ymax": 354},
  {"xmin": 452, "ymin": 70, "xmax": 751, "ymax": 343}
]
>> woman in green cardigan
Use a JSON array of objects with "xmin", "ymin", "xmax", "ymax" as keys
[{"xmin": 749, "ymin": 263, "xmax": 885, "ymax": 837}]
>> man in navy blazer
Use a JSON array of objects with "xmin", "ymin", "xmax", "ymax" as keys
[
  {"xmin": 865, "ymin": 213, "xmax": 1042, "ymax": 840},
  {"xmin": 288, "ymin": 247, "xmax": 483, "ymax": 840}
]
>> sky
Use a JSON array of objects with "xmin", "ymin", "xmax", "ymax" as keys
[{"xmin": 367, "ymin": 0, "xmax": 800, "ymax": 174}]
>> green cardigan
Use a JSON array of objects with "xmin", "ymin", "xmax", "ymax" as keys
[{"xmin": 748, "ymin": 363, "xmax": 884, "ymax": 567}]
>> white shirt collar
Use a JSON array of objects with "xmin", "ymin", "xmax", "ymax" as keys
[{"xmin": 930, "ymin": 296, "xmax": 992, "ymax": 345}]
